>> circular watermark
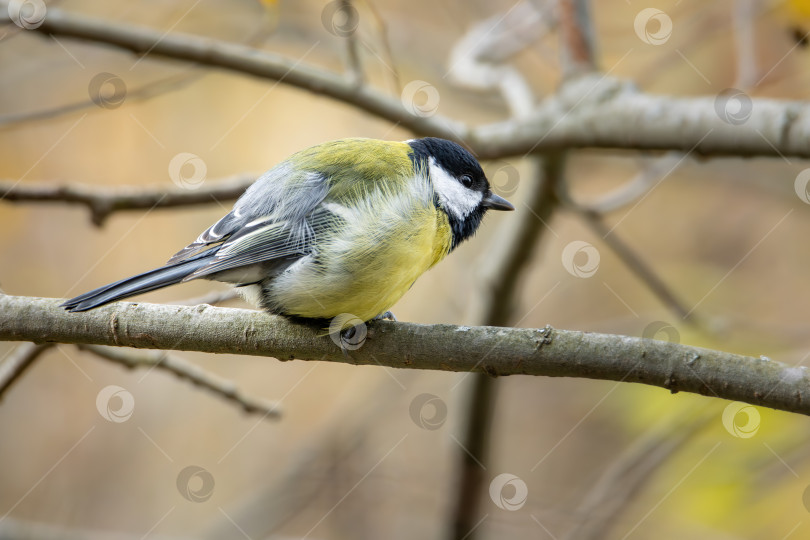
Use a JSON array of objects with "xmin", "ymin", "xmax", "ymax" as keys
[
  {"xmin": 721, "ymin": 401, "xmax": 760, "ymax": 438},
  {"xmin": 489, "ymin": 162, "xmax": 520, "ymax": 197},
  {"xmin": 714, "ymin": 89, "xmax": 752, "ymax": 125},
  {"xmin": 409, "ymin": 393, "xmax": 447, "ymax": 430},
  {"xmin": 328, "ymin": 313, "xmax": 367, "ymax": 350},
  {"xmin": 802, "ymin": 484, "xmax": 810, "ymax": 512},
  {"xmin": 794, "ymin": 168, "xmax": 810, "ymax": 204},
  {"xmin": 561, "ymin": 240, "xmax": 600, "ymax": 278},
  {"xmin": 96, "ymin": 385, "xmax": 135, "ymax": 423},
  {"xmin": 633, "ymin": 8, "xmax": 672, "ymax": 45},
  {"xmin": 489, "ymin": 473, "xmax": 528, "ymax": 511},
  {"xmin": 642, "ymin": 321, "xmax": 680, "ymax": 343},
  {"xmin": 168, "ymin": 152, "xmax": 207, "ymax": 190},
  {"xmin": 88, "ymin": 73, "xmax": 127, "ymax": 110},
  {"xmin": 321, "ymin": 0, "xmax": 359, "ymax": 37},
  {"xmin": 176, "ymin": 465, "xmax": 215, "ymax": 503},
  {"xmin": 8, "ymin": 0, "xmax": 46, "ymax": 29},
  {"xmin": 401, "ymin": 80, "xmax": 440, "ymax": 118}
]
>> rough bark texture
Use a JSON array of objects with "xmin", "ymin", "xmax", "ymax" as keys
[{"xmin": 2, "ymin": 296, "xmax": 808, "ymax": 415}]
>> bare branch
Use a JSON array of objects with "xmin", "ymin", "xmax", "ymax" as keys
[
  {"xmin": 0, "ymin": 342, "xmax": 53, "ymax": 400},
  {"xmin": 0, "ymin": 175, "xmax": 254, "ymax": 226},
  {"xmin": 447, "ymin": 0, "xmax": 552, "ymax": 117},
  {"xmin": 563, "ymin": 409, "xmax": 715, "ymax": 540},
  {"xmin": 1, "ymin": 295, "xmax": 808, "ymax": 416},
  {"xmin": 77, "ymin": 344, "xmax": 281, "ymax": 419},
  {"xmin": 558, "ymin": 0, "xmax": 597, "ymax": 77},
  {"xmin": 9, "ymin": 7, "xmax": 810, "ymax": 160},
  {"xmin": 564, "ymin": 152, "xmax": 683, "ymax": 214},
  {"xmin": 576, "ymin": 209, "xmax": 698, "ymax": 324}
]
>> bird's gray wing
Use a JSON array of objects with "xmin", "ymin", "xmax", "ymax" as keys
[
  {"xmin": 167, "ymin": 165, "xmax": 330, "ymax": 266},
  {"xmin": 183, "ymin": 209, "xmax": 337, "ymax": 280}
]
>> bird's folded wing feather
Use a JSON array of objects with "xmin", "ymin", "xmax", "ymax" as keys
[{"xmin": 166, "ymin": 167, "xmax": 330, "ymax": 266}]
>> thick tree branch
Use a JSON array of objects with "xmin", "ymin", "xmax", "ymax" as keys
[
  {"xmin": 1, "ymin": 295, "xmax": 808, "ymax": 416},
  {"xmin": 0, "ymin": 175, "xmax": 254, "ymax": 226},
  {"xmin": 8, "ymin": 7, "xmax": 810, "ymax": 160}
]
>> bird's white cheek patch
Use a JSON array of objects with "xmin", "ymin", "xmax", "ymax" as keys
[{"xmin": 429, "ymin": 157, "xmax": 482, "ymax": 219}]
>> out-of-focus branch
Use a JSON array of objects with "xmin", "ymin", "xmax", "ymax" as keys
[
  {"xmin": 3, "ymin": 297, "xmax": 807, "ymax": 417},
  {"xmin": 563, "ymin": 409, "xmax": 715, "ymax": 540},
  {"xmin": 0, "ymin": 175, "xmax": 254, "ymax": 226},
  {"xmin": 0, "ymin": 72, "xmax": 204, "ymax": 129},
  {"xmin": 558, "ymin": 0, "xmax": 596, "ymax": 77},
  {"xmin": 0, "ymin": 342, "xmax": 53, "ymax": 400},
  {"xmin": 733, "ymin": 0, "xmax": 759, "ymax": 89},
  {"xmin": 8, "ymin": 7, "xmax": 810, "ymax": 160},
  {"xmin": 76, "ymin": 344, "xmax": 281, "ymax": 418},
  {"xmin": 577, "ymin": 209, "xmax": 697, "ymax": 323},
  {"xmin": 447, "ymin": 0, "xmax": 553, "ymax": 117},
  {"xmin": 447, "ymin": 3, "xmax": 560, "ymax": 537},
  {"xmin": 0, "ymin": 516, "xmax": 189, "ymax": 540},
  {"xmin": 170, "ymin": 288, "xmax": 240, "ymax": 307},
  {"xmin": 565, "ymin": 152, "xmax": 683, "ymax": 214},
  {"xmin": 452, "ymin": 155, "xmax": 561, "ymax": 540}
]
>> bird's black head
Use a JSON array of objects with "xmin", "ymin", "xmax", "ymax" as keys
[{"xmin": 408, "ymin": 137, "xmax": 514, "ymax": 249}]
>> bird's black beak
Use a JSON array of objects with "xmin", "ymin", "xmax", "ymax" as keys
[{"xmin": 482, "ymin": 192, "xmax": 515, "ymax": 211}]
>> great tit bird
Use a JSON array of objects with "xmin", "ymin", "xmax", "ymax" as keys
[{"xmin": 62, "ymin": 137, "xmax": 514, "ymax": 325}]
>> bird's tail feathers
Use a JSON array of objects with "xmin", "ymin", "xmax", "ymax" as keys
[{"xmin": 61, "ymin": 255, "xmax": 211, "ymax": 312}]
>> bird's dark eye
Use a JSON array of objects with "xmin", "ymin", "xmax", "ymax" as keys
[{"xmin": 459, "ymin": 175, "xmax": 473, "ymax": 188}]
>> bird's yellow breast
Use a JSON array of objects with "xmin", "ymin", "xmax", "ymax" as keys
[{"xmin": 267, "ymin": 182, "xmax": 452, "ymax": 322}]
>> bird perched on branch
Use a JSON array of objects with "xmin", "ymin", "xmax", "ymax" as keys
[{"xmin": 62, "ymin": 138, "xmax": 513, "ymax": 329}]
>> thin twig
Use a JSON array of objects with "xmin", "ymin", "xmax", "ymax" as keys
[
  {"xmin": 341, "ymin": 0, "xmax": 364, "ymax": 86},
  {"xmin": 0, "ymin": 342, "xmax": 54, "ymax": 400},
  {"xmin": 170, "ymin": 288, "xmax": 240, "ymax": 307},
  {"xmin": 577, "ymin": 209, "xmax": 698, "ymax": 324},
  {"xmin": 563, "ymin": 408, "xmax": 715, "ymax": 540},
  {"xmin": 0, "ymin": 175, "xmax": 254, "ymax": 226},
  {"xmin": 77, "ymin": 344, "xmax": 282, "ymax": 419},
  {"xmin": 566, "ymin": 152, "xmax": 683, "ymax": 214}
]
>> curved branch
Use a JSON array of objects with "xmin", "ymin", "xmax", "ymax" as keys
[
  {"xmin": 1, "ymin": 295, "xmax": 807, "ymax": 416},
  {"xmin": 0, "ymin": 342, "xmax": 53, "ymax": 400},
  {"xmin": 77, "ymin": 344, "xmax": 281, "ymax": 418},
  {"xmin": 15, "ymin": 6, "xmax": 462, "ymax": 141},
  {"xmin": 0, "ymin": 175, "xmax": 254, "ymax": 226},
  {"xmin": 7, "ymin": 7, "xmax": 810, "ymax": 159}
]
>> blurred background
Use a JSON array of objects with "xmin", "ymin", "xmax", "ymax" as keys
[{"xmin": 2, "ymin": 0, "xmax": 810, "ymax": 538}]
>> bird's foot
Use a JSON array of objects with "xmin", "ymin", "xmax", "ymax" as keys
[{"xmin": 374, "ymin": 311, "xmax": 397, "ymax": 322}]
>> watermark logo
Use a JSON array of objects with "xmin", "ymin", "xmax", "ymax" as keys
[
  {"xmin": 489, "ymin": 473, "xmax": 528, "ymax": 511},
  {"xmin": 176, "ymin": 465, "xmax": 215, "ymax": 502},
  {"xmin": 96, "ymin": 385, "xmax": 135, "ymax": 423},
  {"xmin": 8, "ymin": 0, "xmax": 46, "ymax": 29},
  {"xmin": 642, "ymin": 321, "xmax": 680, "ymax": 343},
  {"xmin": 722, "ymin": 401, "xmax": 760, "ymax": 438},
  {"xmin": 409, "ymin": 393, "xmax": 447, "ymax": 430},
  {"xmin": 321, "ymin": 0, "xmax": 359, "ymax": 37},
  {"xmin": 489, "ymin": 162, "xmax": 520, "ymax": 197},
  {"xmin": 634, "ymin": 8, "xmax": 672, "ymax": 45},
  {"xmin": 328, "ymin": 313, "xmax": 367, "ymax": 350},
  {"xmin": 88, "ymin": 73, "xmax": 127, "ymax": 110},
  {"xmin": 714, "ymin": 89, "xmax": 752, "ymax": 125},
  {"xmin": 794, "ymin": 169, "xmax": 810, "ymax": 204},
  {"xmin": 168, "ymin": 153, "xmax": 207, "ymax": 190},
  {"xmin": 401, "ymin": 80, "xmax": 440, "ymax": 118},
  {"xmin": 562, "ymin": 240, "xmax": 600, "ymax": 278}
]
